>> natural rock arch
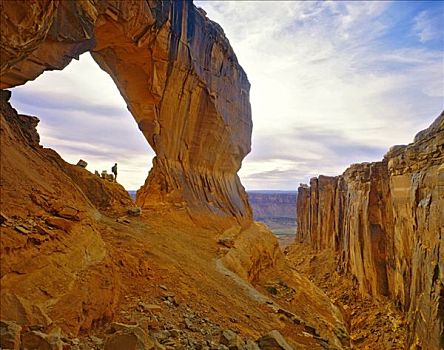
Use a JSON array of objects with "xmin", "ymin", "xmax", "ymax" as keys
[{"xmin": 0, "ymin": 0, "xmax": 252, "ymax": 224}]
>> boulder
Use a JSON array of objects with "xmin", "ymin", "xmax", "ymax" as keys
[
  {"xmin": 245, "ymin": 340, "xmax": 260, "ymax": 350},
  {"xmin": 220, "ymin": 330, "xmax": 245, "ymax": 350},
  {"xmin": 45, "ymin": 216, "xmax": 73, "ymax": 232},
  {"xmin": 14, "ymin": 225, "xmax": 30, "ymax": 234},
  {"xmin": 0, "ymin": 212, "xmax": 10, "ymax": 224},
  {"xmin": 100, "ymin": 171, "xmax": 115, "ymax": 182},
  {"xmin": 76, "ymin": 159, "xmax": 87, "ymax": 168},
  {"xmin": 257, "ymin": 330, "xmax": 293, "ymax": 350},
  {"xmin": 127, "ymin": 207, "xmax": 141, "ymax": 217},
  {"xmin": 54, "ymin": 206, "xmax": 80, "ymax": 221},
  {"xmin": 139, "ymin": 303, "xmax": 162, "ymax": 314},
  {"xmin": 116, "ymin": 216, "xmax": 131, "ymax": 224},
  {"xmin": 21, "ymin": 329, "xmax": 64, "ymax": 350},
  {"xmin": 0, "ymin": 320, "xmax": 21, "ymax": 350},
  {"xmin": 218, "ymin": 238, "xmax": 235, "ymax": 248},
  {"xmin": 104, "ymin": 323, "xmax": 154, "ymax": 350}
]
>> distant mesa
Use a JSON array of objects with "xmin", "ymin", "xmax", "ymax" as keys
[{"xmin": 248, "ymin": 191, "xmax": 297, "ymax": 248}]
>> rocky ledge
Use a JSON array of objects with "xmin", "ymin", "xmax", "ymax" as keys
[{"xmin": 296, "ymin": 113, "xmax": 444, "ymax": 349}]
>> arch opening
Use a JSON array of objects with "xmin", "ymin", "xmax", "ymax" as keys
[
  {"xmin": 0, "ymin": 0, "xmax": 253, "ymax": 227},
  {"xmin": 10, "ymin": 52, "xmax": 154, "ymax": 193}
]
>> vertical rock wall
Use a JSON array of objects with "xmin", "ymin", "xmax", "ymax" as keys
[
  {"xmin": 0, "ymin": 0, "xmax": 252, "ymax": 226},
  {"xmin": 296, "ymin": 114, "xmax": 444, "ymax": 349}
]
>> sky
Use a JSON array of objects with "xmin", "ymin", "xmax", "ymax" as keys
[{"xmin": 10, "ymin": 1, "xmax": 444, "ymax": 191}]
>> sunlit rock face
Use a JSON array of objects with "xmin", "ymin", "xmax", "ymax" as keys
[
  {"xmin": 296, "ymin": 113, "xmax": 444, "ymax": 349},
  {"xmin": 0, "ymin": 0, "xmax": 252, "ymax": 225},
  {"xmin": 0, "ymin": 89, "xmax": 132, "ymax": 333}
]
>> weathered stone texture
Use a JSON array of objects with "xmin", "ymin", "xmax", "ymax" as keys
[
  {"xmin": 0, "ymin": 2, "xmax": 352, "ymax": 346},
  {"xmin": 0, "ymin": 0, "xmax": 252, "ymax": 225},
  {"xmin": 296, "ymin": 113, "xmax": 444, "ymax": 349}
]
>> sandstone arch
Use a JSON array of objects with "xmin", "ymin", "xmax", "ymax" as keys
[{"xmin": 0, "ymin": 0, "xmax": 252, "ymax": 224}]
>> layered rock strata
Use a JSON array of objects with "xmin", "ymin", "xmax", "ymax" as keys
[
  {"xmin": 296, "ymin": 114, "xmax": 444, "ymax": 349},
  {"xmin": 1, "ymin": 90, "xmax": 351, "ymax": 347},
  {"xmin": 248, "ymin": 192, "xmax": 297, "ymax": 220},
  {"xmin": 218, "ymin": 223, "xmax": 350, "ymax": 348},
  {"xmin": 0, "ymin": 89, "xmax": 133, "ymax": 334},
  {"xmin": 0, "ymin": 0, "xmax": 252, "ymax": 225},
  {"xmin": 248, "ymin": 191, "xmax": 297, "ymax": 228}
]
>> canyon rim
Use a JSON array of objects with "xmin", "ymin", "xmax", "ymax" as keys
[{"xmin": 1, "ymin": 1, "xmax": 443, "ymax": 350}]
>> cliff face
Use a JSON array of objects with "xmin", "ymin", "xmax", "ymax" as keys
[
  {"xmin": 0, "ymin": 90, "xmax": 350, "ymax": 348},
  {"xmin": 0, "ymin": 0, "xmax": 252, "ymax": 226},
  {"xmin": 296, "ymin": 114, "xmax": 444, "ymax": 349}
]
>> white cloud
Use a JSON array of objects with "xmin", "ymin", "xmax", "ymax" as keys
[
  {"xmin": 10, "ymin": 2, "xmax": 444, "ymax": 191},
  {"xmin": 412, "ymin": 10, "xmax": 444, "ymax": 43},
  {"xmin": 197, "ymin": 1, "xmax": 444, "ymax": 189},
  {"xmin": 11, "ymin": 54, "xmax": 155, "ymax": 190}
]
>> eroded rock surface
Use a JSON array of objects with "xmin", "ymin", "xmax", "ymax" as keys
[
  {"xmin": 1, "ymin": 88, "xmax": 349, "ymax": 347},
  {"xmin": 0, "ymin": 97, "xmax": 347, "ymax": 349},
  {"xmin": 0, "ymin": 0, "xmax": 252, "ymax": 226},
  {"xmin": 295, "ymin": 113, "xmax": 444, "ymax": 349},
  {"xmin": 0, "ymin": 90, "xmax": 129, "ymax": 333}
]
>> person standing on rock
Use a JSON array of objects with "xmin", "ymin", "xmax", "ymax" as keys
[{"xmin": 112, "ymin": 163, "xmax": 118, "ymax": 182}]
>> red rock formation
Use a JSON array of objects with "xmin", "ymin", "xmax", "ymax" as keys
[
  {"xmin": 0, "ymin": 90, "xmax": 351, "ymax": 347},
  {"xmin": 296, "ymin": 113, "xmax": 444, "ymax": 349},
  {"xmin": 0, "ymin": 89, "xmax": 130, "ymax": 333},
  {"xmin": 220, "ymin": 223, "xmax": 286, "ymax": 283},
  {"xmin": 218, "ymin": 223, "xmax": 350, "ymax": 348},
  {"xmin": 0, "ymin": 2, "xmax": 355, "ymax": 347},
  {"xmin": 0, "ymin": 0, "xmax": 252, "ymax": 225}
]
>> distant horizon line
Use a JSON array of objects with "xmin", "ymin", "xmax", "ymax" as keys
[{"xmin": 127, "ymin": 189, "xmax": 298, "ymax": 193}]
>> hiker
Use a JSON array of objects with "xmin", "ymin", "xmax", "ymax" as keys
[{"xmin": 111, "ymin": 163, "xmax": 118, "ymax": 182}]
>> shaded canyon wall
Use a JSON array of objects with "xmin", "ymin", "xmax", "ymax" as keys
[
  {"xmin": 0, "ymin": 0, "xmax": 252, "ymax": 225},
  {"xmin": 296, "ymin": 114, "xmax": 444, "ymax": 349}
]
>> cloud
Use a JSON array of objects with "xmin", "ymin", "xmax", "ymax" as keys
[
  {"xmin": 197, "ymin": 1, "xmax": 444, "ymax": 189},
  {"xmin": 9, "ymin": 2, "xmax": 444, "ymax": 191},
  {"xmin": 10, "ymin": 54, "xmax": 154, "ymax": 190},
  {"xmin": 248, "ymin": 127, "xmax": 387, "ymax": 163},
  {"xmin": 13, "ymin": 90, "xmax": 124, "ymax": 117},
  {"xmin": 412, "ymin": 10, "xmax": 444, "ymax": 43},
  {"xmin": 240, "ymin": 126, "xmax": 388, "ymax": 190}
]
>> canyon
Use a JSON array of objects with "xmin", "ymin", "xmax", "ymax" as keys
[
  {"xmin": 294, "ymin": 113, "xmax": 443, "ymax": 349},
  {"xmin": 0, "ymin": 1, "xmax": 442, "ymax": 349},
  {"xmin": 248, "ymin": 191, "xmax": 297, "ymax": 248},
  {"xmin": 0, "ymin": 88, "xmax": 347, "ymax": 348},
  {"xmin": 248, "ymin": 191, "xmax": 297, "ymax": 231},
  {"xmin": 0, "ymin": 1, "xmax": 346, "ymax": 349}
]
